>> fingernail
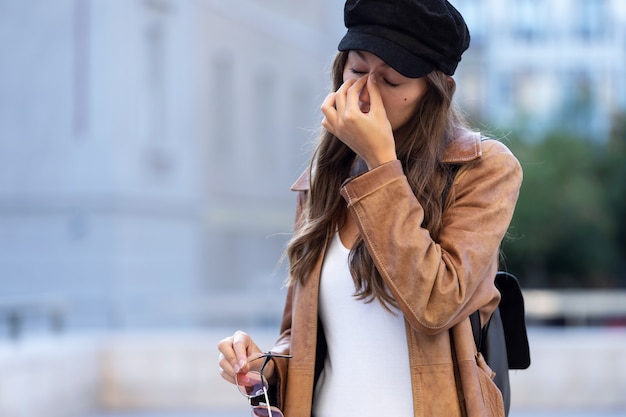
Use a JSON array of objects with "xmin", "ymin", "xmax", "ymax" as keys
[{"xmin": 233, "ymin": 364, "xmax": 240, "ymax": 373}]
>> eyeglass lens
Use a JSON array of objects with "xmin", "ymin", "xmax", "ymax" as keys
[
  {"xmin": 250, "ymin": 405, "xmax": 284, "ymax": 417},
  {"xmin": 234, "ymin": 353, "xmax": 291, "ymax": 417},
  {"xmin": 236, "ymin": 370, "xmax": 267, "ymax": 397}
]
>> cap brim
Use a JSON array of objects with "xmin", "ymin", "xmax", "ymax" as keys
[{"xmin": 338, "ymin": 30, "xmax": 435, "ymax": 78}]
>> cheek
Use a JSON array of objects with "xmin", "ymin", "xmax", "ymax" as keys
[
  {"xmin": 388, "ymin": 96, "xmax": 421, "ymax": 128},
  {"xmin": 402, "ymin": 90, "xmax": 426, "ymax": 114},
  {"xmin": 399, "ymin": 95, "xmax": 420, "ymax": 114}
]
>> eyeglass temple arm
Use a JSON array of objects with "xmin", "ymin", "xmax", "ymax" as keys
[{"xmin": 259, "ymin": 352, "xmax": 292, "ymax": 376}]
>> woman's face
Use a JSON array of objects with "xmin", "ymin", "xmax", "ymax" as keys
[{"xmin": 343, "ymin": 50, "xmax": 428, "ymax": 131}]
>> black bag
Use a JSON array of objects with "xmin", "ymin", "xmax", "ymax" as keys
[{"xmin": 470, "ymin": 271, "xmax": 531, "ymax": 416}]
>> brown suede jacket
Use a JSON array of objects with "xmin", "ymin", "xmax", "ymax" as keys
[{"xmin": 270, "ymin": 132, "xmax": 522, "ymax": 417}]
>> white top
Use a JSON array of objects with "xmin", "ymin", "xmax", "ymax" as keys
[{"xmin": 312, "ymin": 232, "xmax": 414, "ymax": 417}]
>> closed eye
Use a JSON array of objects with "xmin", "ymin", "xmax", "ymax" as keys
[
  {"xmin": 349, "ymin": 67, "xmax": 400, "ymax": 87},
  {"xmin": 384, "ymin": 79, "xmax": 399, "ymax": 87},
  {"xmin": 349, "ymin": 67, "xmax": 367, "ymax": 76}
]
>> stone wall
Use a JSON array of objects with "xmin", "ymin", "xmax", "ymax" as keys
[
  {"xmin": 0, "ymin": 328, "xmax": 625, "ymax": 417},
  {"xmin": 0, "ymin": 336, "xmax": 100, "ymax": 417}
]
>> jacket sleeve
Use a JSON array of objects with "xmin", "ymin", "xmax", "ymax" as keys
[{"xmin": 339, "ymin": 140, "xmax": 522, "ymax": 334}]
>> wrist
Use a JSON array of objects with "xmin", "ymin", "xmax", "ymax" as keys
[{"xmin": 365, "ymin": 153, "xmax": 397, "ymax": 170}]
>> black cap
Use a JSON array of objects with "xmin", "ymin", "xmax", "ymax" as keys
[{"xmin": 338, "ymin": 0, "xmax": 470, "ymax": 78}]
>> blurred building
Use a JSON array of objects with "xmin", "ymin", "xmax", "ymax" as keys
[
  {"xmin": 454, "ymin": 0, "xmax": 626, "ymax": 141},
  {"xmin": 1, "ymin": 0, "xmax": 625, "ymax": 336},
  {"xmin": 0, "ymin": 0, "xmax": 342, "ymax": 334}
]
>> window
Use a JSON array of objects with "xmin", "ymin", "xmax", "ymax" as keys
[
  {"xmin": 210, "ymin": 52, "xmax": 235, "ymax": 163},
  {"xmin": 514, "ymin": 0, "xmax": 546, "ymax": 42},
  {"xmin": 574, "ymin": 0, "xmax": 607, "ymax": 41},
  {"xmin": 252, "ymin": 69, "xmax": 278, "ymax": 176}
]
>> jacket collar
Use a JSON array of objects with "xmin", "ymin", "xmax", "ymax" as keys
[
  {"xmin": 442, "ymin": 131, "xmax": 482, "ymax": 163},
  {"xmin": 291, "ymin": 168, "xmax": 310, "ymax": 192},
  {"xmin": 291, "ymin": 131, "xmax": 482, "ymax": 192}
]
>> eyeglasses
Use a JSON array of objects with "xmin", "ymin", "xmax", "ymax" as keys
[{"xmin": 235, "ymin": 351, "xmax": 292, "ymax": 417}]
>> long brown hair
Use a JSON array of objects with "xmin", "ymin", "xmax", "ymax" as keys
[{"xmin": 286, "ymin": 51, "xmax": 471, "ymax": 310}]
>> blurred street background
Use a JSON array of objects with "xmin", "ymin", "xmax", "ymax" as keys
[{"xmin": 1, "ymin": 0, "xmax": 625, "ymax": 416}]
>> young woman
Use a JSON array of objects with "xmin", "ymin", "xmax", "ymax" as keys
[{"xmin": 218, "ymin": 1, "xmax": 522, "ymax": 416}]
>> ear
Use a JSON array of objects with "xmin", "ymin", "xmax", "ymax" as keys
[{"xmin": 446, "ymin": 76, "xmax": 456, "ymax": 93}]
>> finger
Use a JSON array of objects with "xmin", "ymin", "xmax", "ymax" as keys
[
  {"xmin": 232, "ymin": 330, "xmax": 252, "ymax": 372},
  {"xmin": 334, "ymin": 78, "xmax": 357, "ymax": 115},
  {"xmin": 321, "ymin": 92, "xmax": 336, "ymax": 110},
  {"xmin": 217, "ymin": 335, "xmax": 236, "ymax": 364},
  {"xmin": 218, "ymin": 351, "xmax": 237, "ymax": 384},
  {"xmin": 366, "ymin": 73, "xmax": 385, "ymax": 115},
  {"xmin": 321, "ymin": 116, "xmax": 334, "ymax": 135},
  {"xmin": 345, "ymin": 76, "xmax": 368, "ymax": 114},
  {"xmin": 217, "ymin": 339, "xmax": 238, "ymax": 384},
  {"xmin": 217, "ymin": 331, "xmax": 252, "ymax": 374},
  {"xmin": 320, "ymin": 92, "xmax": 338, "ymax": 131}
]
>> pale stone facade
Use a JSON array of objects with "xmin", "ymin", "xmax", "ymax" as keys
[
  {"xmin": 0, "ymin": 0, "xmax": 342, "ymax": 331},
  {"xmin": 1, "ymin": 0, "xmax": 625, "ymax": 334}
]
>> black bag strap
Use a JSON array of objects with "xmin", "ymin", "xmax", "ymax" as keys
[
  {"xmin": 470, "ymin": 309, "xmax": 483, "ymax": 350},
  {"xmin": 471, "ymin": 272, "xmax": 531, "ymax": 370}
]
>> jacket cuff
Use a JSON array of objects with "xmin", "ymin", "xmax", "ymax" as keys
[{"xmin": 340, "ymin": 160, "xmax": 404, "ymax": 205}]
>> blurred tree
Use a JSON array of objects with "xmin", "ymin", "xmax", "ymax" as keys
[
  {"xmin": 500, "ymin": 116, "xmax": 626, "ymax": 288},
  {"xmin": 605, "ymin": 114, "xmax": 626, "ymax": 283}
]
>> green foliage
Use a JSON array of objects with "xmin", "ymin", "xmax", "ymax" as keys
[{"xmin": 500, "ymin": 118, "xmax": 626, "ymax": 288}]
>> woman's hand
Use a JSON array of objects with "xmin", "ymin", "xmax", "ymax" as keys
[
  {"xmin": 218, "ymin": 331, "xmax": 272, "ymax": 384},
  {"xmin": 321, "ymin": 73, "xmax": 397, "ymax": 170}
]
